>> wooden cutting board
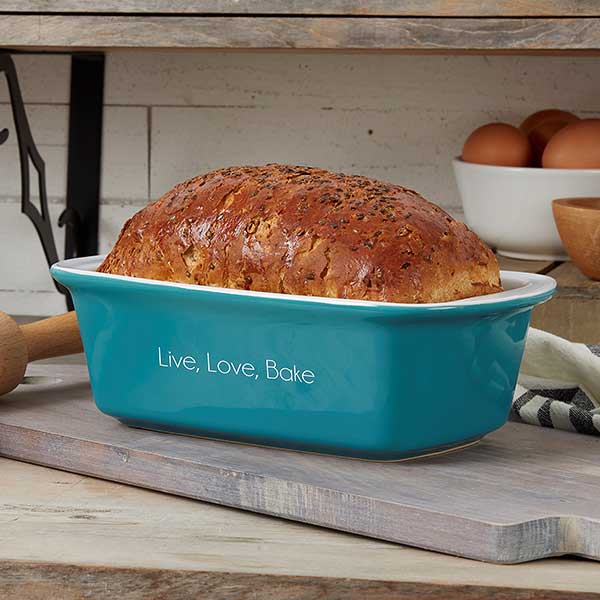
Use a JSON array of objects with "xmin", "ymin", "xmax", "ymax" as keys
[{"xmin": 2, "ymin": 362, "xmax": 600, "ymax": 565}]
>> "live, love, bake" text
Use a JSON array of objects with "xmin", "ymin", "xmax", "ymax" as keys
[{"xmin": 157, "ymin": 347, "xmax": 316, "ymax": 385}]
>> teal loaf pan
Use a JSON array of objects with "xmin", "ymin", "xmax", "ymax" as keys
[{"xmin": 52, "ymin": 256, "xmax": 555, "ymax": 461}]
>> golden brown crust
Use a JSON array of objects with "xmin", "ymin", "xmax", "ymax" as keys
[{"xmin": 98, "ymin": 164, "xmax": 502, "ymax": 303}]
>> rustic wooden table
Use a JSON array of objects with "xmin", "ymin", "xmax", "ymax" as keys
[{"xmin": 2, "ymin": 457, "xmax": 600, "ymax": 600}]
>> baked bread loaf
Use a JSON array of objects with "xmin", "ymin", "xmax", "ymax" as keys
[{"xmin": 99, "ymin": 164, "xmax": 501, "ymax": 303}]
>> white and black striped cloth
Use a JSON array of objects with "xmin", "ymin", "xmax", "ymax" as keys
[{"xmin": 512, "ymin": 338, "xmax": 600, "ymax": 436}]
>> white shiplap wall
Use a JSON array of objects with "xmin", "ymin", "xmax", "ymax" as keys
[{"xmin": 1, "ymin": 52, "xmax": 599, "ymax": 315}]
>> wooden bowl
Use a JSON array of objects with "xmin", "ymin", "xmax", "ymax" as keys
[{"xmin": 552, "ymin": 198, "xmax": 600, "ymax": 280}]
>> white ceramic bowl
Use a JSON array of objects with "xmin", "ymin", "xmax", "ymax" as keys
[{"xmin": 453, "ymin": 158, "xmax": 600, "ymax": 260}]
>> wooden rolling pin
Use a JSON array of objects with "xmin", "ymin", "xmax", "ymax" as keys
[{"xmin": 0, "ymin": 311, "xmax": 82, "ymax": 396}]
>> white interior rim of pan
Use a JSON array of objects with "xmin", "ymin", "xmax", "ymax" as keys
[{"xmin": 53, "ymin": 255, "xmax": 557, "ymax": 309}]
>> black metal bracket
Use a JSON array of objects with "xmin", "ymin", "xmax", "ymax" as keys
[
  {"xmin": 0, "ymin": 52, "xmax": 105, "ymax": 310},
  {"xmin": 0, "ymin": 52, "xmax": 63, "ymax": 294},
  {"xmin": 61, "ymin": 54, "xmax": 105, "ymax": 261}
]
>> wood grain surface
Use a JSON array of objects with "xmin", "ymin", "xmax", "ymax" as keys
[
  {"xmin": 532, "ymin": 261, "xmax": 600, "ymax": 340},
  {"xmin": 0, "ymin": 311, "xmax": 27, "ymax": 397},
  {"xmin": 2, "ymin": 15, "xmax": 600, "ymax": 52},
  {"xmin": 2, "ymin": 362, "xmax": 600, "ymax": 565},
  {"xmin": 3, "ymin": 457, "xmax": 600, "ymax": 596},
  {"xmin": 496, "ymin": 256, "xmax": 558, "ymax": 275},
  {"xmin": 497, "ymin": 257, "xmax": 600, "ymax": 343},
  {"xmin": 1, "ymin": 1, "xmax": 599, "ymax": 17},
  {"xmin": 0, "ymin": 311, "xmax": 82, "ymax": 395},
  {"xmin": 2, "ymin": 561, "xmax": 600, "ymax": 600},
  {"xmin": 551, "ymin": 261, "xmax": 600, "ymax": 300},
  {"xmin": 19, "ymin": 310, "xmax": 82, "ymax": 362},
  {"xmin": 539, "ymin": 263, "xmax": 600, "ymax": 341}
]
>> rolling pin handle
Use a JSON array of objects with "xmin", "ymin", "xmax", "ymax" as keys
[{"xmin": 0, "ymin": 311, "xmax": 83, "ymax": 396}]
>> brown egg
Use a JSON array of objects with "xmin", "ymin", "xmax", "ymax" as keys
[
  {"xmin": 542, "ymin": 119, "xmax": 600, "ymax": 169},
  {"xmin": 519, "ymin": 109, "xmax": 579, "ymax": 166},
  {"xmin": 520, "ymin": 109, "xmax": 578, "ymax": 137},
  {"xmin": 462, "ymin": 123, "xmax": 531, "ymax": 167}
]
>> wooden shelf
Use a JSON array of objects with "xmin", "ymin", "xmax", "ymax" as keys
[
  {"xmin": 4, "ymin": 1, "xmax": 600, "ymax": 16},
  {"xmin": 497, "ymin": 256, "xmax": 600, "ymax": 343},
  {"xmin": 1, "ymin": 3, "xmax": 600, "ymax": 52}
]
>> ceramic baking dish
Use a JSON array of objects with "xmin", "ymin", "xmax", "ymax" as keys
[{"xmin": 52, "ymin": 256, "xmax": 555, "ymax": 460}]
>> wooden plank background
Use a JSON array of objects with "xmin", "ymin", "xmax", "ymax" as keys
[{"xmin": 4, "ymin": 52, "xmax": 598, "ymax": 316}]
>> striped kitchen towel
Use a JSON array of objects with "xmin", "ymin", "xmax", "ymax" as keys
[{"xmin": 512, "ymin": 328, "xmax": 600, "ymax": 435}]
